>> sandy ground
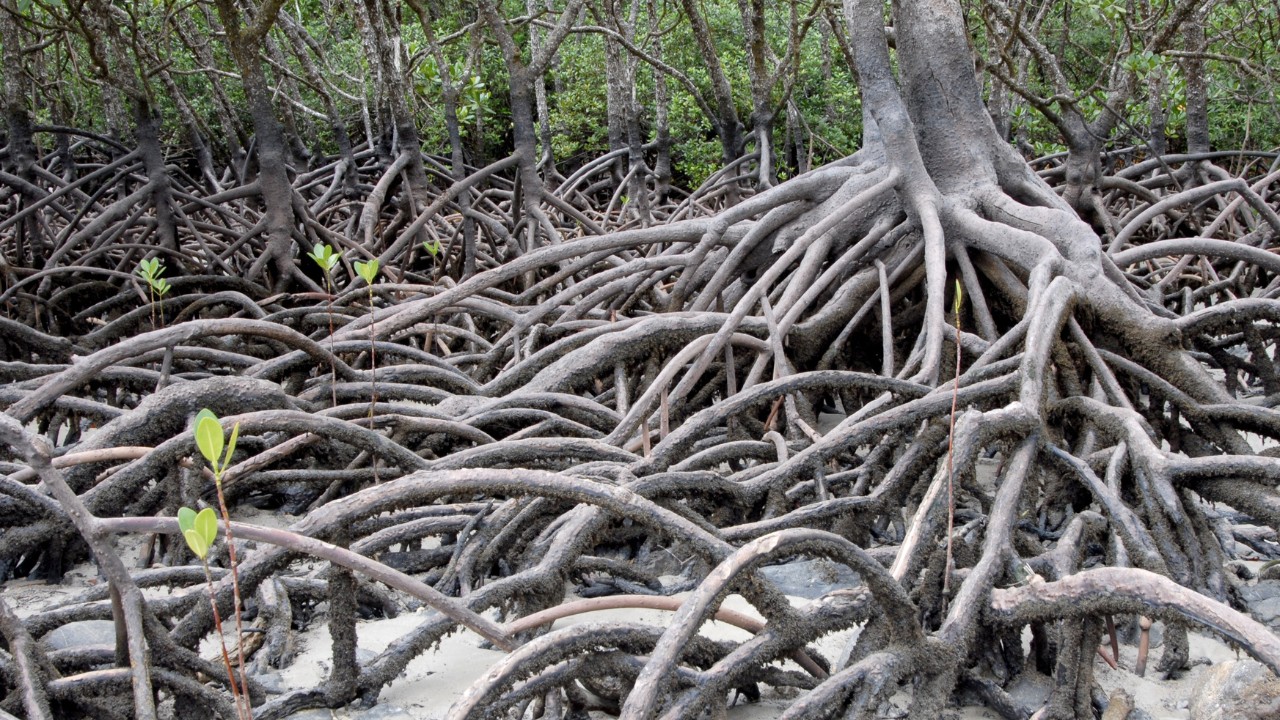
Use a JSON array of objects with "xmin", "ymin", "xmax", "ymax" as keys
[{"xmin": 257, "ymin": 592, "xmax": 1240, "ymax": 719}]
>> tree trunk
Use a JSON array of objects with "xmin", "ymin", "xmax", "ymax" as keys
[
  {"xmin": 648, "ymin": 0, "xmax": 672, "ymax": 201},
  {"xmin": 528, "ymin": 0, "xmax": 557, "ymax": 175},
  {"xmin": 0, "ymin": 0, "xmax": 40, "ymax": 265},
  {"xmin": 1147, "ymin": 67, "xmax": 1169, "ymax": 156},
  {"xmin": 361, "ymin": 0, "xmax": 433, "ymax": 233},
  {"xmin": 183, "ymin": 9, "xmax": 247, "ymax": 170},
  {"xmin": 0, "ymin": 0, "xmax": 36, "ymax": 179},
  {"xmin": 603, "ymin": 31, "xmax": 629, "ymax": 189},
  {"xmin": 678, "ymin": 0, "xmax": 745, "ymax": 170},
  {"xmin": 739, "ymin": 0, "xmax": 774, "ymax": 187},
  {"xmin": 407, "ymin": 0, "xmax": 479, "ymax": 277},
  {"xmin": 1181, "ymin": 9, "xmax": 1210, "ymax": 154},
  {"xmin": 213, "ymin": 0, "xmax": 299, "ymax": 289},
  {"xmin": 134, "ymin": 103, "xmax": 181, "ymax": 258},
  {"xmin": 276, "ymin": 14, "xmax": 358, "ymax": 195},
  {"xmin": 242, "ymin": 59, "xmax": 302, "ymax": 287}
]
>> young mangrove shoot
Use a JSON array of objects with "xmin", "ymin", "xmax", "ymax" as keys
[
  {"xmin": 354, "ymin": 258, "xmax": 382, "ymax": 481},
  {"xmin": 135, "ymin": 257, "xmax": 171, "ymax": 330},
  {"xmin": 353, "ymin": 258, "xmax": 380, "ymax": 418},
  {"xmin": 178, "ymin": 505, "xmax": 250, "ymax": 720},
  {"xmin": 944, "ymin": 279, "xmax": 963, "ymax": 596},
  {"xmin": 193, "ymin": 409, "xmax": 251, "ymax": 716},
  {"xmin": 307, "ymin": 243, "xmax": 341, "ymax": 407}
]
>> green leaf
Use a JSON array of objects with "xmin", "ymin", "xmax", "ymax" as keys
[
  {"xmin": 183, "ymin": 528, "xmax": 210, "ymax": 559},
  {"xmin": 177, "ymin": 506, "xmax": 197, "ymax": 535},
  {"xmin": 307, "ymin": 243, "xmax": 339, "ymax": 273},
  {"xmin": 423, "ymin": 240, "xmax": 441, "ymax": 258},
  {"xmin": 136, "ymin": 258, "xmax": 163, "ymax": 281},
  {"xmin": 194, "ymin": 507, "xmax": 218, "ymax": 549},
  {"xmin": 223, "ymin": 422, "xmax": 239, "ymax": 471},
  {"xmin": 953, "ymin": 280, "xmax": 964, "ymax": 316},
  {"xmin": 195, "ymin": 414, "xmax": 224, "ymax": 469},
  {"xmin": 354, "ymin": 259, "xmax": 379, "ymax": 285}
]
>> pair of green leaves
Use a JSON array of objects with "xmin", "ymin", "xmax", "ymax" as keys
[
  {"xmin": 186, "ymin": 409, "xmax": 237, "ymax": 559},
  {"xmin": 136, "ymin": 257, "xmax": 171, "ymax": 297},
  {"xmin": 178, "ymin": 506, "xmax": 218, "ymax": 560},
  {"xmin": 354, "ymin": 258, "xmax": 379, "ymax": 285},
  {"xmin": 307, "ymin": 243, "xmax": 340, "ymax": 275},
  {"xmin": 310, "ymin": 243, "xmax": 383, "ymax": 286},
  {"xmin": 423, "ymin": 239, "xmax": 442, "ymax": 258},
  {"xmin": 195, "ymin": 408, "xmax": 238, "ymax": 479}
]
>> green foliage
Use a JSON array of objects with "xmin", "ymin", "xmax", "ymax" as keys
[
  {"xmin": 1121, "ymin": 51, "xmax": 1160, "ymax": 78},
  {"xmin": 423, "ymin": 239, "xmax": 442, "ymax": 258},
  {"xmin": 354, "ymin": 258, "xmax": 380, "ymax": 285},
  {"xmin": 1080, "ymin": 0, "xmax": 1127, "ymax": 25},
  {"xmin": 177, "ymin": 506, "xmax": 218, "ymax": 560},
  {"xmin": 307, "ymin": 243, "xmax": 339, "ymax": 276},
  {"xmin": 194, "ymin": 409, "xmax": 239, "ymax": 479},
  {"xmin": 136, "ymin": 258, "xmax": 171, "ymax": 297},
  {"xmin": 10, "ymin": 0, "xmax": 1280, "ymax": 188},
  {"xmin": 419, "ymin": 56, "xmax": 490, "ymax": 133}
]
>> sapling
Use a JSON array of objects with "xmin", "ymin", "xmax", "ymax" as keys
[
  {"xmin": 307, "ymin": 243, "xmax": 341, "ymax": 407},
  {"xmin": 944, "ymin": 280, "xmax": 963, "ymax": 596},
  {"xmin": 178, "ymin": 505, "xmax": 250, "ymax": 720},
  {"xmin": 135, "ymin": 257, "xmax": 171, "ymax": 330},
  {"xmin": 193, "ymin": 409, "xmax": 252, "ymax": 717},
  {"xmin": 354, "ymin": 258, "xmax": 383, "ymax": 483},
  {"xmin": 423, "ymin": 238, "xmax": 442, "ymax": 279},
  {"xmin": 353, "ymin": 258, "xmax": 380, "ymax": 419}
]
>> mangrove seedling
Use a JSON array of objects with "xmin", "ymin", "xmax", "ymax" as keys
[
  {"xmin": 355, "ymin": 258, "xmax": 381, "ymax": 481},
  {"xmin": 178, "ymin": 505, "xmax": 250, "ymax": 720},
  {"xmin": 307, "ymin": 243, "xmax": 341, "ymax": 406},
  {"xmin": 944, "ymin": 279, "xmax": 963, "ymax": 596},
  {"xmin": 423, "ymin": 239, "xmax": 443, "ymax": 279},
  {"xmin": 193, "ymin": 409, "xmax": 252, "ymax": 716},
  {"xmin": 135, "ymin": 257, "xmax": 171, "ymax": 329},
  {"xmin": 354, "ymin": 259, "xmax": 380, "ymax": 418}
]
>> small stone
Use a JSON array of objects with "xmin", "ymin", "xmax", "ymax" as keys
[
  {"xmin": 1188, "ymin": 659, "xmax": 1280, "ymax": 720},
  {"xmin": 1100, "ymin": 688, "xmax": 1133, "ymax": 720},
  {"xmin": 352, "ymin": 705, "xmax": 415, "ymax": 719},
  {"xmin": 1252, "ymin": 597, "xmax": 1280, "ymax": 626},
  {"xmin": 279, "ymin": 711, "xmax": 332, "ymax": 720},
  {"xmin": 251, "ymin": 671, "xmax": 286, "ymax": 694}
]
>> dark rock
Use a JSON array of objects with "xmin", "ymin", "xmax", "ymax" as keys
[
  {"xmin": 351, "ymin": 705, "xmax": 415, "ymax": 719},
  {"xmin": 1238, "ymin": 580, "xmax": 1280, "ymax": 629},
  {"xmin": 759, "ymin": 558, "xmax": 861, "ymax": 599}
]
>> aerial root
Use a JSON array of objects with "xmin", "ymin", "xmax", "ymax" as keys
[{"xmin": 989, "ymin": 567, "xmax": 1280, "ymax": 674}]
